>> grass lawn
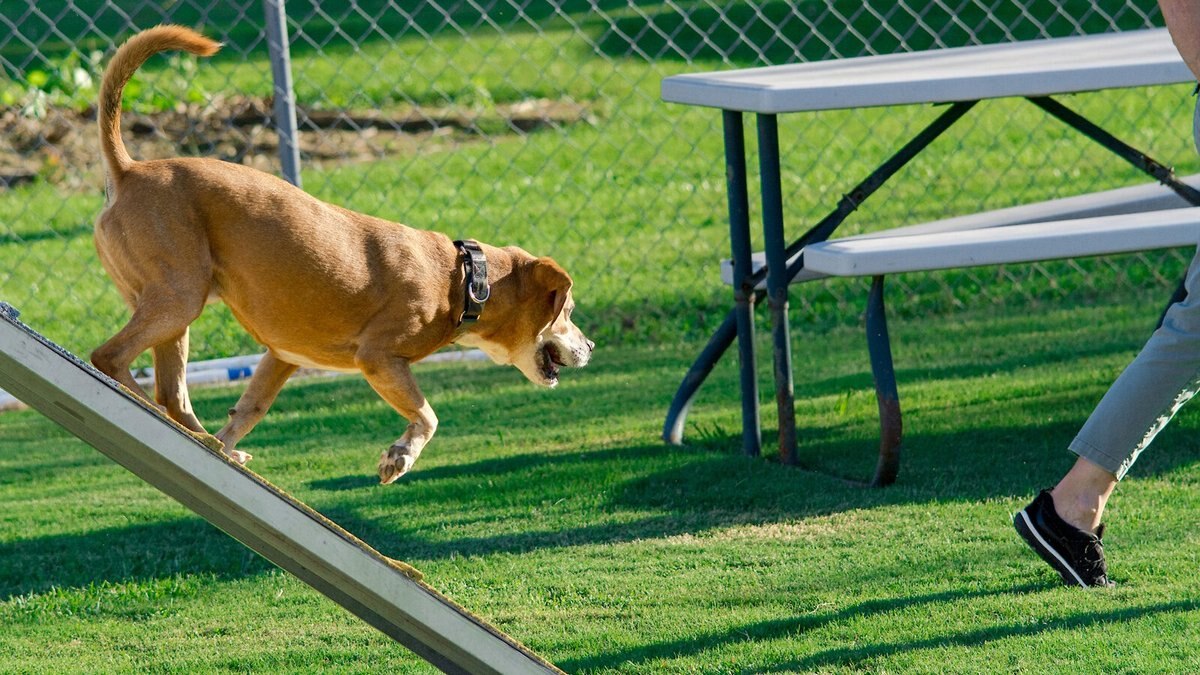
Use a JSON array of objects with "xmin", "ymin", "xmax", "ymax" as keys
[
  {"xmin": 4, "ymin": 2, "xmax": 1200, "ymax": 671},
  {"xmin": 3, "ymin": 297, "xmax": 1200, "ymax": 673}
]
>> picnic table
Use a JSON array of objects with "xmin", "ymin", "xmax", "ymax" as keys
[{"xmin": 660, "ymin": 28, "xmax": 1200, "ymax": 486}]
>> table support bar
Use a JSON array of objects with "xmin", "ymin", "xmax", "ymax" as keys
[
  {"xmin": 1027, "ymin": 96, "xmax": 1200, "ymax": 205},
  {"xmin": 783, "ymin": 101, "xmax": 978, "ymax": 282},
  {"xmin": 1027, "ymin": 95, "xmax": 1199, "ymax": 327}
]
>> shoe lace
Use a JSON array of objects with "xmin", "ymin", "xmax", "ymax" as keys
[{"xmin": 1077, "ymin": 536, "xmax": 1108, "ymax": 580}]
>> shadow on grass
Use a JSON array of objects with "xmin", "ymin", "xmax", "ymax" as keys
[
  {"xmin": 0, "ymin": 423, "xmax": 1070, "ymax": 600},
  {"xmin": 559, "ymin": 591, "xmax": 1199, "ymax": 673},
  {"xmin": 0, "ymin": 518, "xmax": 271, "ymax": 600},
  {"xmin": 4, "ymin": 404, "xmax": 1199, "ymax": 675},
  {"xmin": 223, "ymin": 312, "xmax": 1149, "ymax": 455},
  {"xmin": 0, "ymin": 453, "xmax": 111, "ymax": 489},
  {"xmin": 3, "ymin": 312, "xmax": 1198, "ymax": 648},
  {"xmin": 12, "ymin": 1, "xmax": 1157, "ymax": 84},
  {"xmin": 305, "ymin": 412, "xmax": 1194, "ymax": 562},
  {"xmin": 764, "ymin": 599, "xmax": 1200, "ymax": 672}
]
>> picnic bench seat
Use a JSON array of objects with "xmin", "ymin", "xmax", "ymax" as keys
[
  {"xmin": 754, "ymin": 202, "xmax": 1200, "ymax": 488},
  {"xmin": 803, "ymin": 208, "xmax": 1200, "ymax": 275},
  {"xmin": 720, "ymin": 174, "xmax": 1200, "ymax": 286},
  {"xmin": 686, "ymin": 174, "xmax": 1200, "ymax": 487}
]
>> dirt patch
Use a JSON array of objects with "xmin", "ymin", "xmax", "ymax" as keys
[{"xmin": 1, "ymin": 96, "xmax": 595, "ymax": 192}]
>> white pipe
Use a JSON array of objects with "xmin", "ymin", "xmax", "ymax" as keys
[
  {"xmin": 1, "ymin": 348, "xmax": 485, "ymax": 412},
  {"xmin": 137, "ymin": 353, "xmax": 266, "ymax": 378}
]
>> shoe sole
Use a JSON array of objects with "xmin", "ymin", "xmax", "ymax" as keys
[{"xmin": 1013, "ymin": 508, "xmax": 1092, "ymax": 588}]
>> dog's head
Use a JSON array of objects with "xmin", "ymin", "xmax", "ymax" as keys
[
  {"xmin": 461, "ymin": 253, "xmax": 593, "ymax": 387},
  {"xmin": 509, "ymin": 257, "xmax": 593, "ymax": 387}
]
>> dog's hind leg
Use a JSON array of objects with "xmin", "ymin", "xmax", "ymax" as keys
[
  {"xmin": 356, "ymin": 353, "xmax": 438, "ymax": 484},
  {"xmin": 151, "ymin": 327, "xmax": 205, "ymax": 433},
  {"xmin": 214, "ymin": 352, "xmax": 298, "ymax": 464},
  {"xmin": 91, "ymin": 290, "xmax": 204, "ymax": 412}
]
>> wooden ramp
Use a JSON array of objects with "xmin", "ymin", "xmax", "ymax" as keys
[{"xmin": 0, "ymin": 303, "xmax": 560, "ymax": 675}]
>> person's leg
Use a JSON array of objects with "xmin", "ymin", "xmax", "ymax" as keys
[
  {"xmin": 1049, "ymin": 457, "xmax": 1116, "ymax": 533},
  {"xmin": 1016, "ymin": 238, "xmax": 1200, "ymax": 587},
  {"xmin": 1017, "ymin": 112, "xmax": 1200, "ymax": 583},
  {"xmin": 1047, "ymin": 95, "xmax": 1200, "ymax": 532},
  {"xmin": 1061, "ymin": 99, "xmax": 1200, "ymax": 485},
  {"xmin": 1017, "ymin": 0, "xmax": 1200, "ymax": 587},
  {"xmin": 1067, "ymin": 235, "xmax": 1200, "ymax": 481}
]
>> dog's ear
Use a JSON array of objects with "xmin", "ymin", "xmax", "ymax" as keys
[{"xmin": 531, "ymin": 257, "xmax": 572, "ymax": 330}]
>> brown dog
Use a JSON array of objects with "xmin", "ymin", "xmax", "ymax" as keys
[{"xmin": 90, "ymin": 26, "xmax": 594, "ymax": 483}]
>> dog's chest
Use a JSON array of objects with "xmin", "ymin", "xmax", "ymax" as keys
[{"xmin": 272, "ymin": 347, "xmax": 359, "ymax": 373}]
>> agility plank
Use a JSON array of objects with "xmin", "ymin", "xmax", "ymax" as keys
[{"xmin": 0, "ymin": 303, "xmax": 561, "ymax": 675}]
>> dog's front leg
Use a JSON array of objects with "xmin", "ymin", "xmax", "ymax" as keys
[
  {"xmin": 214, "ymin": 352, "xmax": 298, "ymax": 464},
  {"xmin": 356, "ymin": 352, "xmax": 438, "ymax": 484}
]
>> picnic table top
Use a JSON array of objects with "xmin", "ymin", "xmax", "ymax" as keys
[{"xmin": 661, "ymin": 28, "xmax": 1193, "ymax": 113}]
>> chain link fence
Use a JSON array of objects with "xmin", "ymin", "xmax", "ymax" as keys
[{"xmin": 0, "ymin": 0, "xmax": 1191, "ymax": 365}]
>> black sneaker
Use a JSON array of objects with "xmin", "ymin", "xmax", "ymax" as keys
[{"xmin": 1013, "ymin": 490, "xmax": 1113, "ymax": 588}]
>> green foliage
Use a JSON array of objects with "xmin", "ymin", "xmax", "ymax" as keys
[
  {"xmin": 0, "ymin": 48, "xmax": 209, "ymax": 117},
  {"xmin": 1, "ymin": 49, "xmax": 102, "ymax": 117}
]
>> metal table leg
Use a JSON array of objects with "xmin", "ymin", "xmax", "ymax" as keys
[
  {"xmin": 865, "ymin": 275, "xmax": 902, "ymax": 486},
  {"xmin": 669, "ymin": 95, "xmax": 1193, "ymax": 480},
  {"xmin": 724, "ymin": 110, "xmax": 762, "ymax": 456},
  {"xmin": 756, "ymin": 114, "xmax": 798, "ymax": 465},
  {"xmin": 662, "ymin": 308, "xmax": 738, "ymax": 445}
]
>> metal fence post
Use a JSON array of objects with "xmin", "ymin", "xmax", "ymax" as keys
[{"xmin": 262, "ymin": 0, "xmax": 302, "ymax": 188}]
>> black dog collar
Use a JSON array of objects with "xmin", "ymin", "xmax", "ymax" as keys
[{"xmin": 453, "ymin": 239, "xmax": 490, "ymax": 326}]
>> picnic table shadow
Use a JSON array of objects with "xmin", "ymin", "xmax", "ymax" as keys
[
  {"xmin": 9, "ymin": 411, "xmax": 1193, "ymax": 602},
  {"xmin": 557, "ymin": 589, "xmax": 1200, "ymax": 673},
  {"xmin": 304, "ymin": 408, "xmax": 1200, "ymax": 562}
]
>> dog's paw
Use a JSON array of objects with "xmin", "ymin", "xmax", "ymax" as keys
[
  {"xmin": 378, "ymin": 444, "xmax": 417, "ymax": 485},
  {"xmin": 228, "ymin": 449, "xmax": 253, "ymax": 465}
]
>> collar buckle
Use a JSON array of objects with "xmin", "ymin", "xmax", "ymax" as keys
[{"xmin": 454, "ymin": 239, "xmax": 490, "ymax": 326}]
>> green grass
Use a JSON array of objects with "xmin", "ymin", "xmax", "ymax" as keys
[
  {"xmin": 4, "ymin": 3, "xmax": 1200, "ymax": 669},
  {"xmin": 4, "ymin": 299, "xmax": 1200, "ymax": 672}
]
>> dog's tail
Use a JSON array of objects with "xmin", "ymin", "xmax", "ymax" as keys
[{"xmin": 98, "ymin": 25, "xmax": 220, "ymax": 180}]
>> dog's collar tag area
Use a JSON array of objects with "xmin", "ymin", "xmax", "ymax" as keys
[{"xmin": 453, "ymin": 239, "xmax": 490, "ymax": 326}]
